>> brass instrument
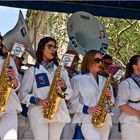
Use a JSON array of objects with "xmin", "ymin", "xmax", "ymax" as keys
[
  {"xmin": 67, "ymin": 11, "xmax": 108, "ymax": 55},
  {"xmin": 3, "ymin": 10, "xmax": 35, "ymax": 58},
  {"xmin": 43, "ymin": 65, "xmax": 65, "ymax": 120},
  {"xmin": 67, "ymin": 11, "xmax": 112, "ymax": 128},
  {"xmin": 91, "ymin": 73, "xmax": 115, "ymax": 128},
  {"xmin": 0, "ymin": 52, "xmax": 15, "ymax": 112}
]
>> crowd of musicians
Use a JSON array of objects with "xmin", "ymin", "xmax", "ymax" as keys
[{"xmin": 0, "ymin": 34, "xmax": 140, "ymax": 140}]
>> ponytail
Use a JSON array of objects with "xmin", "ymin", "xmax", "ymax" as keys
[
  {"xmin": 125, "ymin": 55, "xmax": 140, "ymax": 79},
  {"xmin": 125, "ymin": 62, "xmax": 133, "ymax": 78}
]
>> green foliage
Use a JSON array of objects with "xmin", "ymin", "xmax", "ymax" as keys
[
  {"xmin": 47, "ymin": 13, "xmax": 70, "ymax": 57},
  {"xmin": 98, "ymin": 17, "xmax": 140, "ymax": 68},
  {"xmin": 26, "ymin": 10, "xmax": 38, "ymax": 27},
  {"xmin": 26, "ymin": 10, "xmax": 140, "ymax": 69},
  {"xmin": 48, "ymin": 13, "xmax": 68, "ymax": 43}
]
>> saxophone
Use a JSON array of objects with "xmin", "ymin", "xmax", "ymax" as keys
[
  {"xmin": 0, "ymin": 52, "xmax": 15, "ymax": 112},
  {"xmin": 43, "ymin": 65, "xmax": 65, "ymax": 120},
  {"xmin": 91, "ymin": 73, "xmax": 115, "ymax": 128}
]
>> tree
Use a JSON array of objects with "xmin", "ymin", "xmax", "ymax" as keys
[
  {"xmin": 99, "ymin": 17, "xmax": 140, "ymax": 68},
  {"xmin": 47, "ymin": 12, "xmax": 70, "ymax": 58},
  {"xmin": 26, "ymin": 10, "xmax": 69, "ymax": 58},
  {"xmin": 26, "ymin": 10, "xmax": 140, "ymax": 68}
]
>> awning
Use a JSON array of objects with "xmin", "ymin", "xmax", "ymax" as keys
[{"xmin": 0, "ymin": 1, "xmax": 140, "ymax": 19}]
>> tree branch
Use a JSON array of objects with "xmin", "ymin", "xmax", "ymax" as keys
[{"xmin": 118, "ymin": 20, "xmax": 137, "ymax": 36}]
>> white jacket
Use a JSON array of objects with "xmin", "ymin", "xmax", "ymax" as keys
[
  {"xmin": 18, "ymin": 64, "xmax": 73, "ymax": 123},
  {"xmin": 0, "ymin": 56, "xmax": 21, "ymax": 114},
  {"xmin": 117, "ymin": 78, "xmax": 140, "ymax": 123},
  {"xmin": 70, "ymin": 73, "xmax": 114, "ymax": 127}
]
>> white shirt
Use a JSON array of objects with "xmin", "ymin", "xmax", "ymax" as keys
[
  {"xmin": 70, "ymin": 73, "xmax": 114, "ymax": 126},
  {"xmin": 117, "ymin": 78, "xmax": 140, "ymax": 123},
  {"xmin": 18, "ymin": 64, "xmax": 73, "ymax": 123}
]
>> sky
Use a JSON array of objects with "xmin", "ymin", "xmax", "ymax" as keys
[{"xmin": 0, "ymin": 6, "xmax": 27, "ymax": 36}]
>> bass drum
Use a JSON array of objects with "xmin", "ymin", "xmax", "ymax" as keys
[{"xmin": 67, "ymin": 11, "xmax": 108, "ymax": 55}]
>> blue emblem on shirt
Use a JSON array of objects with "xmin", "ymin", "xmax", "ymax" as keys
[{"xmin": 35, "ymin": 73, "xmax": 50, "ymax": 88}]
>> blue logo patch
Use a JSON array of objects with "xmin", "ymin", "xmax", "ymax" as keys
[{"xmin": 35, "ymin": 73, "xmax": 50, "ymax": 88}]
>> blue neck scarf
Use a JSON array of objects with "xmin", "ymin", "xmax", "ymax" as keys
[{"xmin": 41, "ymin": 61, "xmax": 54, "ymax": 73}]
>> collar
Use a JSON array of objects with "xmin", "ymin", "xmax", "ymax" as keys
[
  {"xmin": 131, "ymin": 74, "xmax": 140, "ymax": 87},
  {"xmin": 41, "ymin": 60, "xmax": 54, "ymax": 70}
]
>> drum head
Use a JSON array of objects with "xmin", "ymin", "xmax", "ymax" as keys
[{"xmin": 67, "ymin": 11, "xmax": 108, "ymax": 55}]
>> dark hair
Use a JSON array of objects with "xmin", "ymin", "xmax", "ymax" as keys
[
  {"xmin": 102, "ymin": 54, "xmax": 112, "ymax": 60},
  {"xmin": 81, "ymin": 50, "xmax": 101, "ymax": 73},
  {"xmin": 36, "ymin": 37, "xmax": 58, "ymax": 65},
  {"xmin": 0, "ymin": 32, "xmax": 3, "ymax": 40},
  {"xmin": 66, "ymin": 50, "xmax": 79, "ymax": 60},
  {"xmin": 125, "ymin": 55, "xmax": 140, "ymax": 78},
  {"xmin": 0, "ymin": 33, "xmax": 5, "ymax": 57}
]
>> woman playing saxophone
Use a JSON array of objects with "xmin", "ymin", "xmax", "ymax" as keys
[
  {"xmin": 18, "ymin": 37, "xmax": 73, "ymax": 140},
  {"xmin": 70, "ymin": 50, "xmax": 114, "ymax": 140},
  {"xmin": 0, "ymin": 34, "xmax": 21, "ymax": 140}
]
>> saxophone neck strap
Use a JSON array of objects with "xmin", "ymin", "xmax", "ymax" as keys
[
  {"xmin": 131, "ymin": 76, "xmax": 140, "ymax": 88},
  {"xmin": 127, "ymin": 77, "xmax": 140, "ymax": 103}
]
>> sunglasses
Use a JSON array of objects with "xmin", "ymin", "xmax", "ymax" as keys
[
  {"xmin": 94, "ymin": 58, "xmax": 103, "ymax": 63},
  {"xmin": 104, "ymin": 61, "xmax": 112, "ymax": 66}
]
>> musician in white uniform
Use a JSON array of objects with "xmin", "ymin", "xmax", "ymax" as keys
[
  {"xmin": 101, "ymin": 54, "xmax": 121, "ymax": 139},
  {"xmin": 0, "ymin": 34, "xmax": 22, "ymax": 140},
  {"xmin": 61, "ymin": 50, "xmax": 80, "ymax": 139},
  {"xmin": 18, "ymin": 37, "xmax": 73, "ymax": 140},
  {"xmin": 117, "ymin": 55, "xmax": 140, "ymax": 140},
  {"xmin": 71, "ymin": 50, "xmax": 114, "ymax": 140},
  {"xmin": 12, "ymin": 54, "xmax": 33, "ymax": 139}
]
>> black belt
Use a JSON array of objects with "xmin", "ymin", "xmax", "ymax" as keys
[{"xmin": 128, "ymin": 100, "xmax": 140, "ymax": 103}]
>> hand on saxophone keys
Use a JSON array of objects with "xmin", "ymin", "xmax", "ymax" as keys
[
  {"xmin": 105, "ymin": 90, "xmax": 115, "ymax": 113},
  {"xmin": 88, "ymin": 106, "xmax": 102, "ymax": 117},
  {"xmin": 6, "ymin": 66, "xmax": 16, "ymax": 80},
  {"xmin": 55, "ymin": 77, "xmax": 66, "ymax": 89},
  {"xmin": 6, "ymin": 66, "xmax": 18, "ymax": 89},
  {"xmin": 37, "ymin": 99, "xmax": 51, "ymax": 107},
  {"xmin": 105, "ymin": 89, "xmax": 112, "ymax": 100}
]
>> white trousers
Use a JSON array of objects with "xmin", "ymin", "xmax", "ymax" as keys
[
  {"xmin": 0, "ymin": 110, "xmax": 17, "ymax": 140},
  {"xmin": 81, "ymin": 123, "xmax": 110, "ymax": 140},
  {"xmin": 121, "ymin": 122, "xmax": 140, "ymax": 140},
  {"xmin": 61, "ymin": 123, "xmax": 76, "ymax": 139},
  {"xmin": 18, "ymin": 114, "xmax": 33, "ymax": 139},
  {"xmin": 109, "ymin": 108, "xmax": 121, "ymax": 139},
  {"xmin": 61, "ymin": 113, "xmax": 76, "ymax": 139},
  {"xmin": 29, "ymin": 116, "xmax": 65, "ymax": 140}
]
